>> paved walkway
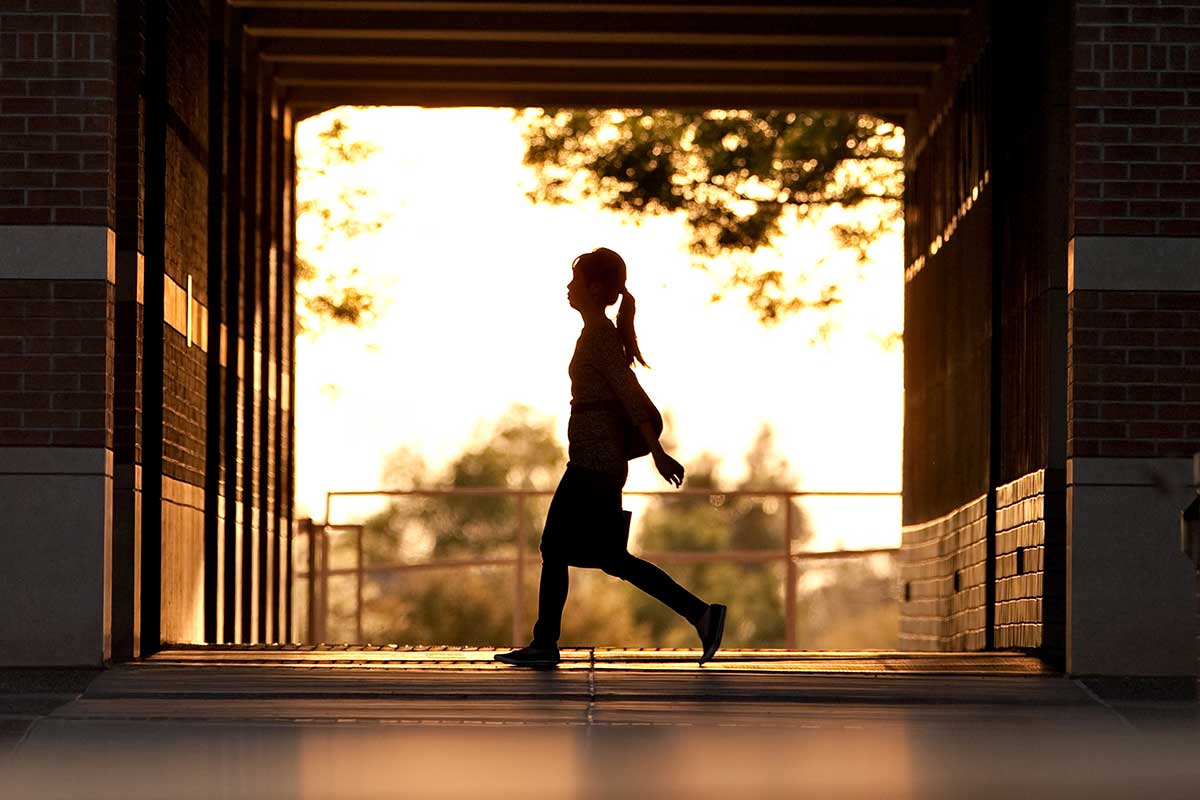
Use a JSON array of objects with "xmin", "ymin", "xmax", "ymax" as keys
[{"xmin": 4, "ymin": 648, "xmax": 1197, "ymax": 798}]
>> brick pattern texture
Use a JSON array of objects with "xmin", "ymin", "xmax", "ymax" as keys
[
  {"xmin": 1073, "ymin": 2, "xmax": 1200, "ymax": 237},
  {"xmin": 900, "ymin": 496, "xmax": 988, "ymax": 651},
  {"xmin": 0, "ymin": 279, "xmax": 112, "ymax": 448},
  {"xmin": 163, "ymin": 324, "xmax": 205, "ymax": 486},
  {"xmin": 159, "ymin": 0, "xmax": 210, "ymax": 490},
  {"xmin": 1068, "ymin": 289, "xmax": 1200, "ymax": 458},
  {"xmin": 0, "ymin": 0, "xmax": 116, "ymax": 227},
  {"xmin": 994, "ymin": 471, "xmax": 1051, "ymax": 649}
]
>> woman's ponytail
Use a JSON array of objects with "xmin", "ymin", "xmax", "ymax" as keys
[
  {"xmin": 574, "ymin": 246, "xmax": 648, "ymax": 367},
  {"xmin": 616, "ymin": 288, "xmax": 649, "ymax": 368}
]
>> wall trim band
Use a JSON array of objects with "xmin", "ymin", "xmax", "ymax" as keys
[{"xmin": 1069, "ymin": 236, "xmax": 1200, "ymax": 292}]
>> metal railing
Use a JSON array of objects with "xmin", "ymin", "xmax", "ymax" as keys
[{"xmin": 296, "ymin": 487, "xmax": 900, "ymax": 648}]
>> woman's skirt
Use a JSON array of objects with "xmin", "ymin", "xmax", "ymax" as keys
[{"xmin": 539, "ymin": 463, "xmax": 632, "ymax": 568}]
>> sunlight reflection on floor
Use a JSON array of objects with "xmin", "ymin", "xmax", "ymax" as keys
[{"xmin": 10, "ymin": 723, "xmax": 1200, "ymax": 800}]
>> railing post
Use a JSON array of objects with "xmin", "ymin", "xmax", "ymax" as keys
[
  {"xmin": 303, "ymin": 517, "xmax": 316, "ymax": 645},
  {"xmin": 784, "ymin": 495, "xmax": 797, "ymax": 650},
  {"xmin": 513, "ymin": 493, "xmax": 527, "ymax": 647},
  {"xmin": 355, "ymin": 524, "xmax": 364, "ymax": 644},
  {"xmin": 319, "ymin": 523, "xmax": 330, "ymax": 644}
]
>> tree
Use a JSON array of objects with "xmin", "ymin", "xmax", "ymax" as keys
[
  {"xmin": 521, "ymin": 109, "xmax": 904, "ymax": 323},
  {"xmin": 322, "ymin": 410, "xmax": 896, "ymax": 649},
  {"xmin": 294, "ymin": 113, "xmax": 387, "ymax": 333},
  {"xmin": 795, "ymin": 557, "xmax": 899, "ymax": 650}
]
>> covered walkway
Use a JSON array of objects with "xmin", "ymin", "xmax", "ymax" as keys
[{"xmin": 6, "ymin": 648, "xmax": 1197, "ymax": 798}]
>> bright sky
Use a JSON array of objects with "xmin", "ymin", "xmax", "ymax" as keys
[{"xmin": 294, "ymin": 107, "xmax": 903, "ymax": 550}]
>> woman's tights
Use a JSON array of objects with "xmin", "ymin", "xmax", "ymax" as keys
[{"xmin": 531, "ymin": 553, "xmax": 708, "ymax": 647}]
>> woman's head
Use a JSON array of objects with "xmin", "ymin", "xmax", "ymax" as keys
[
  {"xmin": 567, "ymin": 247, "xmax": 648, "ymax": 368},
  {"xmin": 568, "ymin": 247, "xmax": 626, "ymax": 308}
]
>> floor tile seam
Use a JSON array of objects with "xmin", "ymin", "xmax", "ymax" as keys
[
  {"xmin": 122, "ymin": 664, "xmax": 1061, "ymax": 677},
  {"xmin": 140, "ymin": 657, "xmax": 1054, "ymax": 665},
  {"xmin": 1071, "ymin": 678, "xmax": 1141, "ymax": 732},
  {"xmin": 7, "ymin": 685, "xmax": 91, "ymax": 755},
  {"xmin": 29, "ymin": 716, "xmax": 828, "ymax": 728},
  {"xmin": 61, "ymin": 693, "xmax": 1099, "ymax": 708},
  {"xmin": 76, "ymin": 692, "xmax": 596, "ymax": 702}
]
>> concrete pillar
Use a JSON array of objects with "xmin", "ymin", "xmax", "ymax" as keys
[
  {"xmin": 0, "ymin": 228, "xmax": 116, "ymax": 666},
  {"xmin": 1066, "ymin": 2, "xmax": 1200, "ymax": 681},
  {"xmin": 0, "ymin": 2, "xmax": 118, "ymax": 666},
  {"xmin": 1066, "ymin": 238, "xmax": 1200, "ymax": 679}
]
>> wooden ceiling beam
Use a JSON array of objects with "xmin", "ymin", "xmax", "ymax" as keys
[
  {"xmin": 271, "ymin": 62, "xmax": 932, "ymax": 92},
  {"xmin": 284, "ymin": 84, "xmax": 919, "ymax": 113},
  {"xmin": 232, "ymin": 0, "xmax": 974, "ymax": 15},
  {"xmin": 255, "ymin": 37, "xmax": 949, "ymax": 68},
  {"xmin": 241, "ymin": 9, "xmax": 961, "ymax": 43}
]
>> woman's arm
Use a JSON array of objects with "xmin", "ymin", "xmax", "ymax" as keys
[
  {"xmin": 637, "ymin": 420, "xmax": 685, "ymax": 488},
  {"xmin": 592, "ymin": 328, "xmax": 685, "ymax": 487}
]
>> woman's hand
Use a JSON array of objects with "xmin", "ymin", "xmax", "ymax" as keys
[{"xmin": 653, "ymin": 449, "xmax": 685, "ymax": 488}]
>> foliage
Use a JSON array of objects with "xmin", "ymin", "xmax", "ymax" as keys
[
  {"xmin": 331, "ymin": 406, "xmax": 571, "ymax": 645},
  {"xmin": 294, "ymin": 114, "xmax": 387, "ymax": 333},
  {"xmin": 321, "ymin": 408, "xmax": 896, "ymax": 649},
  {"xmin": 521, "ymin": 109, "xmax": 904, "ymax": 323},
  {"xmin": 795, "ymin": 558, "xmax": 899, "ymax": 650}
]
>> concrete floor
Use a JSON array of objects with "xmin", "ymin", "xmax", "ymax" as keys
[{"xmin": 3, "ymin": 647, "xmax": 1197, "ymax": 798}]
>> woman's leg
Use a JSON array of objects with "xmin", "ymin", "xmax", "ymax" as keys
[
  {"xmin": 531, "ymin": 557, "xmax": 570, "ymax": 647},
  {"xmin": 601, "ymin": 552, "xmax": 708, "ymax": 625}
]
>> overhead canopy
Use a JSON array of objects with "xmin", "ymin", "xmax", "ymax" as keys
[{"xmin": 229, "ymin": 1, "xmax": 972, "ymax": 116}]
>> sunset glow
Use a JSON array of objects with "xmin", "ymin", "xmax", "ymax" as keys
[{"xmin": 294, "ymin": 106, "xmax": 904, "ymax": 551}]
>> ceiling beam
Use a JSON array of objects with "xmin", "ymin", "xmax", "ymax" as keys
[
  {"xmin": 245, "ymin": 1, "xmax": 971, "ymax": 116},
  {"xmin": 232, "ymin": 0, "xmax": 974, "ymax": 15},
  {"xmin": 271, "ymin": 63, "xmax": 932, "ymax": 93},
  {"xmin": 241, "ymin": 9, "xmax": 961, "ymax": 43},
  {"xmin": 285, "ymin": 84, "xmax": 919, "ymax": 113},
  {"xmin": 261, "ymin": 54, "xmax": 943, "ymax": 73},
  {"xmin": 256, "ymin": 37, "xmax": 950, "ymax": 67}
]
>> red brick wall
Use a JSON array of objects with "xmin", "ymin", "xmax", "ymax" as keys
[
  {"xmin": 1, "ymin": 0, "xmax": 296, "ymax": 651},
  {"xmin": 900, "ymin": 496, "xmax": 989, "ymax": 651},
  {"xmin": 0, "ymin": 0, "xmax": 116, "ymax": 227},
  {"xmin": 162, "ymin": 326, "xmax": 205, "ymax": 486},
  {"xmin": 0, "ymin": 279, "xmax": 113, "ymax": 448},
  {"xmin": 160, "ymin": 0, "xmax": 210, "ymax": 488},
  {"xmin": 1068, "ymin": 289, "xmax": 1200, "ymax": 458},
  {"xmin": 1073, "ymin": 1, "xmax": 1200, "ymax": 237},
  {"xmin": 994, "ymin": 470, "xmax": 1064, "ymax": 651}
]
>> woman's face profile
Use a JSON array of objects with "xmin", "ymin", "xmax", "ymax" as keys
[{"xmin": 566, "ymin": 268, "xmax": 593, "ymax": 312}]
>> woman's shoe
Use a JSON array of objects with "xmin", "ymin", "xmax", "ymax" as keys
[
  {"xmin": 695, "ymin": 603, "xmax": 727, "ymax": 665},
  {"xmin": 494, "ymin": 643, "xmax": 561, "ymax": 667}
]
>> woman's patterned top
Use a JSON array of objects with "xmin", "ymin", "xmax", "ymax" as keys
[{"xmin": 567, "ymin": 319, "xmax": 652, "ymax": 479}]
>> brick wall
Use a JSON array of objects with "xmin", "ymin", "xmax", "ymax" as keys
[
  {"xmin": 900, "ymin": 5, "xmax": 994, "ymax": 652},
  {"xmin": 900, "ymin": 496, "xmax": 988, "ymax": 651},
  {"xmin": 162, "ymin": 324, "xmax": 206, "ymax": 486},
  {"xmin": 0, "ymin": 279, "xmax": 112, "ymax": 448},
  {"xmin": 993, "ymin": 470, "xmax": 1067, "ymax": 650},
  {"xmin": 1, "ymin": 0, "xmax": 299, "ymax": 658},
  {"xmin": 0, "ymin": 0, "xmax": 116, "ymax": 227},
  {"xmin": 160, "ymin": 0, "xmax": 209, "ymax": 490},
  {"xmin": 1067, "ymin": 1, "xmax": 1200, "ymax": 680},
  {"xmin": 0, "ymin": 0, "xmax": 117, "ymax": 449},
  {"xmin": 1073, "ymin": 2, "xmax": 1200, "ymax": 238},
  {"xmin": 1068, "ymin": 289, "xmax": 1200, "ymax": 458}
]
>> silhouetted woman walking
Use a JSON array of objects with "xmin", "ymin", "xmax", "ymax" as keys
[{"xmin": 496, "ymin": 248, "xmax": 726, "ymax": 667}]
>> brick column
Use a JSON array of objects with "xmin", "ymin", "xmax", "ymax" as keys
[
  {"xmin": 1066, "ymin": 1, "xmax": 1200, "ymax": 682},
  {"xmin": 0, "ymin": 1, "xmax": 117, "ymax": 665},
  {"xmin": 111, "ymin": 0, "xmax": 145, "ymax": 660}
]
